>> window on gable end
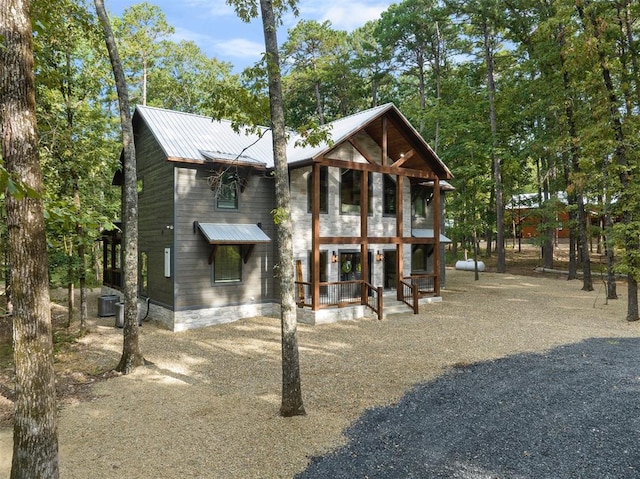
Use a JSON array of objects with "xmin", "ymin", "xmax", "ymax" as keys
[
  {"xmin": 307, "ymin": 166, "xmax": 328, "ymax": 213},
  {"xmin": 383, "ymin": 174, "xmax": 397, "ymax": 216},
  {"xmin": 216, "ymin": 171, "xmax": 239, "ymax": 210},
  {"xmin": 340, "ymin": 169, "xmax": 372, "ymax": 215}
]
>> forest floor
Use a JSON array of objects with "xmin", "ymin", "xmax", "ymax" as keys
[
  {"xmin": 0, "ymin": 241, "xmax": 611, "ymax": 429},
  {"xmin": 0, "ymin": 241, "xmax": 631, "ymax": 478}
]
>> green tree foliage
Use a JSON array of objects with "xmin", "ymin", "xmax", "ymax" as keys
[
  {"xmin": 281, "ymin": 19, "xmax": 365, "ymax": 127},
  {"xmin": 112, "ymin": 2, "xmax": 174, "ymax": 106}
]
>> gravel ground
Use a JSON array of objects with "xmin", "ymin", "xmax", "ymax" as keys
[
  {"xmin": 297, "ymin": 338, "xmax": 640, "ymax": 478},
  {"xmin": 1, "ymin": 268, "xmax": 640, "ymax": 478}
]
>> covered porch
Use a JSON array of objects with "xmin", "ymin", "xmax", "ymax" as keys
[{"xmin": 296, "ymin": 106, "xmax": 451, "ymax": 323}]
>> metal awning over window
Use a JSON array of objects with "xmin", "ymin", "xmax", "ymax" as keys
[
  {"xmin": 197, "ymin": 222, "xmax": 271, "ymax": 244},
  {"xmin": 412, "ymin": 228, "xmax": 452, "ymax": 243}
]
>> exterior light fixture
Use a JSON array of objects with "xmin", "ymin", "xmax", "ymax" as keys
[
  {"xmin": 376, "ymin": 250, "xmax": 384, "ymax": 262},
  {"xmin": 331, "ymin": 251, "xmax": 338, "ymax": 263}
]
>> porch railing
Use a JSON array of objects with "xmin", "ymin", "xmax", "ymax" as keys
[
  {"xmin": 406, "ymin": 274, "xmax": 438, "ymax": 295},
  {"xmin": 295, "ymin": 280, "xmax": 383, "ymax": 320},
  {"xmin": 399, "ymin": 274, "xmax": 438, "ymax": 314},
  {"xmin": 399, "ymin": 279, "xmax": 419, "ymax": 314},
  {"xmin": 103, "ymin": 268, "xmax": 122, "ymax": 290}
]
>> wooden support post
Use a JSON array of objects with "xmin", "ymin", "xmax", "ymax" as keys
[
  {"xmin": 312, "ymin": 162, "xmax": 321, "ymax": 311},
  {"xmin": 433, "ymin": 177, "xmax": 441, "ymax": 296},
  {"xmin": 396, "ymin": 175, "xmax": 404, "ymax": 301},
  {"xmin": 360, "ymin": 169, "xmax": 369, "ymax": 305},
  {"xmin": 296, "ymin": 260, "xmax": 304, "ymax": 305}
]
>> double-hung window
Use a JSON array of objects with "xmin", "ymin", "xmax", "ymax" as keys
[{"xmin": 213, "ymin": 245, "xmax": 242, "ymax": 283}]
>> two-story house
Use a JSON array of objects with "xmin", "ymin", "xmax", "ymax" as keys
[{"xmin": 101, "ymin": 103, "xmax": 453, "ymax": 331}]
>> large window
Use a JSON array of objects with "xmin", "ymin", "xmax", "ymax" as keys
[
  {"xmin": 412, "ymin": 185, "xmax": 433, "ymax": 218},
  {"xmin": 340, "ymin": 169, "xmax": 372, "ymax": 214},
  {"xmin": 411, "ymin": 244, "xmax": 433, "ymax": 272},
  {"xmin": 216, "ymin": 172, "xmax": 239, "ymax": 210},
  {"xmin": 307, "ymin": 166, "xmax": 328, "ymax": 213},
  {"xmin": 213, "ymin": 245, "xmax": 242, "ymax": 283},
  {"xmin": 383, "ymin": 174, "xmax": 397, "ymax": 216},
  {"xmin": 308, "ymin": 250, "xmax": 328, "ymax": 282}
]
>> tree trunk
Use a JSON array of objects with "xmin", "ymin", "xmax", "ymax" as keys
[
  {"xmin": 259, "ymin": 0, "xmax": 305, "ymax": 417},
  {"xmin": 78, "ymin": 225, "xmax": 87, "ymax": 331},
  {"xmin": 482, "ymin": 19, "xmax": 505, "ymax": 272},
  {"xmin": 603, "ymin": 198, "xmax": 617, "ymax": 300},
  {"xmin": 577, "ymin": 1, "xmax": 637, "ymax": 319},
  {"xmin": 95, "ymin": 0, "xmax": 145, "ymax": 371},
  {"xmin": 577, "ymin": 194, "xmax": 593, "ymax": 291},
  {"xmin": 1, "ymin": 0, "xmax": 60, "ymax": 477}
]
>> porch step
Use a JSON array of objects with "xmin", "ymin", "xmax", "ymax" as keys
[{"xmin": 382, "ymin": 297, "xmax": 413, "ymax": 318}]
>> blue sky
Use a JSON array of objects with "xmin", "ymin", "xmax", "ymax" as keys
[{"xmin": 104, "ymin": 0, "xmax": 395, "ymax": 72}]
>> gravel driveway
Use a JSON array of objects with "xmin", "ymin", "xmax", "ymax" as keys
[
  {"xmin": 297, "ymin": 337, "xmax": 640, "ymax": 478},
  {"xmin": 1, "ymin": 268, "xmax": 640, "ymax": 478}
]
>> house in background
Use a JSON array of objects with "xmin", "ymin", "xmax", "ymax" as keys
[
  {"xmin": 102, "ymin": 103, "xmax": 453, "ymax": 331},
  {"xmin": 506, "ymin": 192, "xmax": 570, "ymax": 241}
]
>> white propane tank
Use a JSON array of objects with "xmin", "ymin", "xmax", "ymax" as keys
[{"xmin": 455, "ymin": 259, "xmax": 485, "ymax": 272}]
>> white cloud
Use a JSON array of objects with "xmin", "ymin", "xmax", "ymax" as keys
[
  {"xmin": 214, "ymin": 38, "xmax": 264, "ymax": 60},
  {"xmin": 322, "ymin": 4, "xmax": 388, "ymax": 30},
  {"xmin": 295, "ymin": 0, "xmax": 393, "ymax": 31},
  {"xmin": 183, "ymin": 0, "xmax": 237, "ymax": 17},
  {"xmin": 172, "ymin": 26, "xmax": 214, "ymax": 46}
]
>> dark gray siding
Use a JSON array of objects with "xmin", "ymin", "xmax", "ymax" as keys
[
  {"xmin": 135, "ymin": 118, "xmax": 175, "ymax": 308},
  {"xmin": 174, "ymin": 166, "xmax": 276, "ymax": 310}
]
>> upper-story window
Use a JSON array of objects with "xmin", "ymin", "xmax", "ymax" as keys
[
  {"xmin": 308, "ymin": 250, "xmax": 328, "ymax": 282},
  {"xmin": 216, "ymin": 171, "xmax": 239, "ymax": 210},
  {"xmin": 383, "ymin": 174, "xmax": 397, "ymax": 216},
  {"xmin": 412, "ymin": 185, "xmax": 433, "ymax": 218},
  {"xmin": 340, "ymin": 169, "xmax": 372, "ymax": 215},
  {"xmin": 307, "ymin": 166, "xmax": 328, "ymax": 213}
]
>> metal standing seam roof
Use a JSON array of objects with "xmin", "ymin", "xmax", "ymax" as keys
[
  {"xmin": 136, "ymin": 103, "xmax": 399, "ymax": 166},
  {"xmin": 135, "ymin": 105, "xmax": 275, "ymax": 167},
  {"xmin": 134, "ymin": 103, "xmax": 451, "ymax": 175},
  {"xmin": 412, "ymin": 229, "xmax": 452, "ymax": 243},
  {"xmin": 285, "ymin": 103, "xmax": 395, "ymax": 164},
  {"xmin": 197, "ymin": 223, "xmax": 271, "ymax": 244}
]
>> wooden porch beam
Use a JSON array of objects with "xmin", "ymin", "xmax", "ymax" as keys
[
  {"xmin": 318, "ymin": 236, "xmax": 437, "ymax": 244},
  {"xmin": 390, "ymin": 149, "xmax": 415, "ymax": 168},
  {"xmin": 348, "ymin": 137, "xmax": 378, "ymax": 166},
  {"xmin": 317, "ymin": 157, "xmax": 437, "ymax": 180}
]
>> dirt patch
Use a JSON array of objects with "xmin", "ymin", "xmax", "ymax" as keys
[
  {"xmin": 0, "ymin": 243, "xmax": 616, "ymax": 429},
  {"xmin": 0, "ymin": 288, "xmax": 117, "ymax": 428}
]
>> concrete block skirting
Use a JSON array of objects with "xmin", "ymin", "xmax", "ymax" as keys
[
  {"xmin": 296, "ymin": 305, "xmax": 377, "ymax": 326},
  {"xmin": 158, "ymin": 303, "xmax": 280, "ymax": 332}
]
